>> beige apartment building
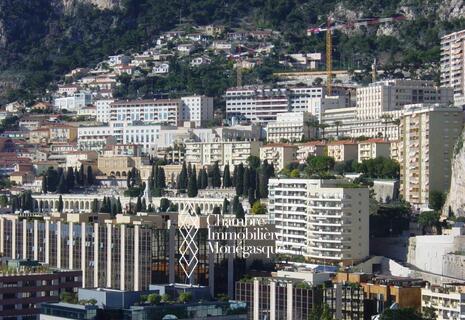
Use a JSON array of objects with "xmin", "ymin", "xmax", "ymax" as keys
[
  {"xmin": 327, "ymin": 140, "xmax": 358, "ymax": 162},
  {"xmin": 441, "ymin": 29, "xmax": 465, "ymax": 105},
  {"xmin": 400, "ymin": 104, "xmax": 463, "ymax": 207},
  {"xmin": 259, "ymin": 143, "xmax": 297, "ymax": 171},
  {"xmin": 357, "ymin": 138, "xmax": 391, "ymax": 162},
  {"xmin": 296, "ymin": 141, "xmax": 326, "ymax": 164},
  {"xmin": 184, "ymin": 140, "xmax": 262, "ymax": 167}
]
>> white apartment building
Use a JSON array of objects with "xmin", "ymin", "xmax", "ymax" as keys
[
  {"xmin": 441, "ymin": 29, "xmax": 465, "ymax": 105},
  {"xmin": 110, "ymin": 99, "xmax": 181, "ymax": 126},
  {"xmin": 268, "ymin": 178, "xmax": 369, "ymax": 265},
  {"xmin": 356, "ymin": 80, "xmax": 453, "ymax": 121},
  {"xmin": 289, "ymin": 87, "xmax": 324, "ymax": 112},
  {"xmin": 260, "ymin": 144, "xmax": 298, "ymax": 171},
  {"xmin": 321, "ymin": 107, "xmax": 357, "ymax": 138},
  {"xmin": 185, "ymin": 141, "xmax": 262, "ymax": 167},
  {"xmin": 400, "ymin": 104, "xmax": 463, "ymax": 207},
  {"xmin": 77, "ymin": 125, "xmax": 116, "ymax": 151},
  {"xmin": 422, "ymin": 284, "xmax": 465, "ymax": 320},
  {"xmin": 327, "ymin": 141, "xmax": 358, "ymax": 162},
  {"xmin": 180, "ymin": 95, "xmax": 214, "ymax": 127},
  {"xmin": 54, "ymin": 92, "xmax": 92, "ymax": 112},
  {"xmin": 95, "ymin": 98, "xmax": 114, "ymax": 123},
  {"xmin": 357, "ymin": 138, "xmax": 391, "ymax": 162},
  {"xmin": 225, "ymin": 86, "xmax": 325, "ymax": 124},
  {"xmin": 309, "ymin": 95, "xmax": 347, "ymax": 122},
  {"xmin": 266, "ymin": 112, "xmax": 315, "ymax": 143}
]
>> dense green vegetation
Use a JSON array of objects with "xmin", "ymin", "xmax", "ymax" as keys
[{"xmin": 2, "ymin": 0, "xmax": 465, "ymax": 102}]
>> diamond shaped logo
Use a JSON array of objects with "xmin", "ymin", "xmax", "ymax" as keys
[{"xmin": 179, "ymin": 209, "xmax": 199, "ymax": 280}]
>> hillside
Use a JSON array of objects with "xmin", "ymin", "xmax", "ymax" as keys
[{"xmin": 1, "ymin": 0, "xmax": 465, "ymax": 103}]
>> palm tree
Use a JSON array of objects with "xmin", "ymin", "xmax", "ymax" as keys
[
  {"xmin": 319, "ymin": 123, "xmax": 329, "ymax": 140},
  {"xmin": 334, "ymin": 120, "xmax": 342, "ymax": 139},
  {"xmin": 306, "ymin": 118, "xmax": 320, "ymax": 139}
]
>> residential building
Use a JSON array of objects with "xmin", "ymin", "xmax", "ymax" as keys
[
  {"xmin": 327, "ymin": 140, "xmax": 358, "ymax": 162},
  {"xmin": 321, "ymin": 107, "xmax": 357, "ymax": 138},
  {"xmin": 266, "ymin": 112, "xmax": 315, "ymax": 143},
  {"xmin": 185, "ymin": 141, "xmax": 262, "ymax": 167},
  {"xmin": 400, "ymin": 104, "xmax": 463, "ymax": 207},
  {"xmin": 152, "ymin": 62, "xmax": 170, "ymax": 74},
  {"xmin": 48, "ymin": 124, "xmax": 78, "ymax": 143},
  {"xmin": 95, "ymin": 98, "xmax": 114, "ymax": 123},
  {"xmin": 110, "ymin": 99, "xmax": 181, "ymax": 126},
  {"xmin": 54, "ymin": 92, "xmax": 92, "ymax": 112},
  {"xmin": 440, "ymin": 29, "xmax": 465, "ymax": 106},
  {"xmin": 77, "ymin": 125, "xmax": 115, "ymax": 151},
  {"xmin": 309, "ymin": 95, "xmax": 347, "ymax": 122},
  {"xmin": 0, "ymin": 260, "xmax": 81, "ymax": 320},
  {"xmin": 421, "ymin": 284, "xmax": 465, "ymax": 320},
  {"xmin": 354, "ymin": 80, "xmax": 453, "ymax": 139},
  {"xmin": 259, "ymin": 144, "xmax": 297, "ymax": 171},
  {"xmin": 357, "ymin": 138, "xmax": 391, "ymax": 162},
  {"xmin": 226, "ymin": 86, "xmax": 329, "ymax": 123},
  {"xmin": 323, "ymin": 282, "xmax": 366, "ymax": 320},
  {"xmin": 180, "ymin": 95, "xmax": 214, "ymax": 127},
  {"xmin": 268, "ymin": 179, "xmax": 370, "ymax": 265},
  {"xmin": 40, "ymin": 302, "xmax": 98, "ymax": 320},
  {"xmin": 356, "ymin": 80, "xmax": 453, "ymax": 121},
  {"xmin": 296, "ymin": 141, "xmax": 326, "ymax": 163},
  {"xmin": 235, "ymin": 271, "xmax": 327, "ymax": 320}
]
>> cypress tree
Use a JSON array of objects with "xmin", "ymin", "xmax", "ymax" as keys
[
  {"xmin": 79, "ymin": 164, "xmax": 85, "ymax": 186},
  {"xmin": 153, "ymin": 164, "xmax": 159, "ymax": 188},
  {"xmin": 42, "ymin": 176, "xmax": 47, "ymax": 194},
  {"xmin": 223, "ymin": 164, "xmax": 232, "ymax": 188},
  {"xmin": 87, "ymin": 166, "xmax": 94, "ymax": 186},
  {"xmin": 235, "ymin": 164, "xmax": 244, "ymax": 196},
  {"xmin": 187, "ymin": 169, "xmax": 198, "ymax": 197},
  {"xmin": 92, "ymin": 199, "xmax": 98, "ymax": 213},
  {"xmin": 201, "ymin": 169, "xmax": 208, "ymax": 189},
  {"xmin": 178, "ymin": 162, "xmax": 188, "ymax": 190},
  {"xmin": 57, "ymin": 172, "xmax": 67, "ymax": 194},
  {"xmin": 236, "ymin": 203, "xmax": 245, "ymax": 220},
  {"xmin": 222, "ymin": 198, "xmax": 229, "ymax": 215},
  {"xmin": 117, "ymin": 197, "xmax": 122, "ymax": 213},
  {"xmin": 136, "ymin": 196, "xmax": 142, "ymax": 212},
  {"xmin": 127, "ymin": 171, "xmax": 132, "ymax": 188},
  {"xmin": 212, "ymin": 206, "xmax": 221, "ymax": 215},
  {"xmin": 58, "ymin": 195, "xmax": 63, "ymax": 213},
  {"xmin": 248, "ymin": 188, "xmax": 255, "ymax": 205},
  {"xmin": 46, "ymin": 167, "xmax": 59, "ymax": 192},
  {"xmin": 187, "ymin": 162, "xmax": 192, "ymax": 178},
  {"xmin": 66, "ymin": 167, "xmax": 75, "ymax": 190},
  {"xmin": 158, "ymin": 167, "xmax": 166, "ymax": 188},
  {"xmin": 141, "ymin": 198, "xmax": 147, "ymax": 212},
  {"xmin": 211, "ymin": 161, "xmax": 221, "ymax": 188},
  {"xmin": 100, "ymin": 197, "xmax": 107, "ymax": 213},
  {"xmin": 197, "ymin": 169, "xmax": 203, "ymax": 189},
  {"xmin": 232, "ymin": 196, "xmax": 240, "ymax": 215},
  {"xmin": 111, "ymin": 203, "xmax": 117, "ymax": 217},
  {"xmin": 243, "ymin": 167, "xmax": 250, "ymax": 196}
]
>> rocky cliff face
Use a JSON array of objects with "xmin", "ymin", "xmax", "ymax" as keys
[{"xmin": 444, "ymin": 128, "xmax": 465, "ymax": 217}]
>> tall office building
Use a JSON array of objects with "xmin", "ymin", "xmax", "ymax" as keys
[
  {"xmin": 400, "ymin": 104, "xmax": 463, "ymax": 207},
  {"xmin": 268, "ymin": 179, "xmax": 369, "ymax": 265}
]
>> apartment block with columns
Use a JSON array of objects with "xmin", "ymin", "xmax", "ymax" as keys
[
  {"xmin": 268, "ymin": 178, "xmax": 369, "ymax": 265},
  {"xmin": 400, "ymin": 103, "xmax": 463, "ymax": 207},
  {"xmin": 0, "ymin": 212, "xmax": 241, "ymax": 296}
]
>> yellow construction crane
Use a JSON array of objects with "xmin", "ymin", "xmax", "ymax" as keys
[{"xmin": 307, "ymin": 15, "xmax": 406, "ymax": 95}]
